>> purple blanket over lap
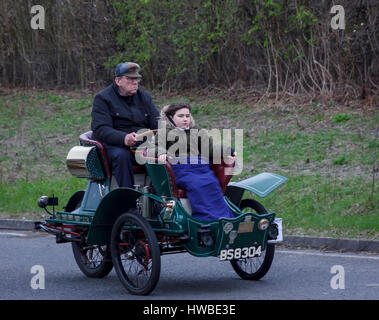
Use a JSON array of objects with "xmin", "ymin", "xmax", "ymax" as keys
[{"xmin": 171, "ymin": 158, "xmax": 233, "ymax": 221}]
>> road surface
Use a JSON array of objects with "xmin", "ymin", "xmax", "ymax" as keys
[{"xmin": 1, "ymin": 230, "xmax": 378, "ymax": 300}]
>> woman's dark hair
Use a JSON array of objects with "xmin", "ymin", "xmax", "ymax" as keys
[{"xmin": 165, "ymin": 102, "xmax": 191, "ymax": 117}]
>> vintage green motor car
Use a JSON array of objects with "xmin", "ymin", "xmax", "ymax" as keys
[{"xmin": 35, "ymin": 131, "xmax": 287, "ymax": 295}]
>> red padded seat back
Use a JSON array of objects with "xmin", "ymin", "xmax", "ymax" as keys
[
  {"xmin": 211, "ymin": 161, "xmax": 235, "ymax": 194},
  {"xmin": 79, "ymin": 131, "xmax": 112, "ymax": 178},
  {"xmin": 164, "ymin": 160, "xmax": 235, "ymax": 199}
]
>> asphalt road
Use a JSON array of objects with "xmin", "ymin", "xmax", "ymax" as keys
[{"xmin": 1, "ymin": 230, "xmax": 378, "ymax": 300}]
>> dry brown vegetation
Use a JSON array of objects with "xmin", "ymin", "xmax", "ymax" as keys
[{"xmin": 0, "ymin": 0, "xmax": 378, "ymax": 103}]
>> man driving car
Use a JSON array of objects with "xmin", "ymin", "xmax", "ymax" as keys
[{"xmin": 91, "ymin": 62, "xmax": 160, "ymax": 187}]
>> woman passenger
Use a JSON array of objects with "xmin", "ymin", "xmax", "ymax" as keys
[{"xmin": 148, "ymin": 102, "xmax": 236, "ymax": 221}]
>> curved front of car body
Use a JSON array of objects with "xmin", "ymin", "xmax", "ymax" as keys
[
  {"xmin": 215, "ymin": 212, "xmax": 275, "ymax": 255},
  {"xmin": 225, "ymin": 172, "xmax": 287, "ymax": 207},
  {"xmin": 177, "ymin": 203, "xmax": 275, "ymax": 257}
]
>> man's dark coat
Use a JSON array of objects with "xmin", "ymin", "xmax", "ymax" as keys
[{"xmin": 91, "ymin": 83, "xmax": 159, "ymax": 146}]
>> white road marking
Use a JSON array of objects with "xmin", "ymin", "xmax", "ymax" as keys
[
  {"xmin": 277, "ymin": 249, "xmax": 379, "ymax": 260},
  {"xmin": 0, "ymin": 231, "xmax": 28, "ymax": 237}
]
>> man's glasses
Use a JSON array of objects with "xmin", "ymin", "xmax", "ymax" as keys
[{"xmin": 123, "ymin": 76, "xmax": 141, "ymax": 83}]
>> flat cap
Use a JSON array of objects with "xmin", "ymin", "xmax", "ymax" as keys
[{"xmin": 115, "ymin": 62, "xmax": 142, "ymax": 78}]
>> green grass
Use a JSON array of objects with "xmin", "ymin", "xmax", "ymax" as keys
[
  {"xmin": 333, "ymin": 155, "xmax": 349, "ymax": 165},
  {"xmin": 0, "ymin": 91, "xmax": 91, "ymax": 182},
  {"xmin": 0, "ymin": 175, "xmax": 87, "ymax": 218},
  {"xmin": 0, "ymin": 90, "xmax": 378, "ymax": 239},
  {"xmin": 333, "ymin": 113, "xmax": 352, "ymax": 123},
  {"xmin": 260, "ymin": 174, "xmax": 378, "ymax": 238}
]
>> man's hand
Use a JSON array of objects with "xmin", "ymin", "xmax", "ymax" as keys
[
  {"xmin": 226, "ymin": 151, "xmax": 236, "ymax": 165},
  {"xmin": 124, "ymin": 132, "xmax": 137, "ymax": 147},
  {"xmin": 158, "ymin": 154, "xmax": 168, "ymax": 163}
]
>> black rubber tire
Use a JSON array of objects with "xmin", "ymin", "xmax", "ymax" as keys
[
  {"xmin": 70, "ymin": 195, "xmax": 113, "ymax": 278},
  {"xmin": 72, "ymin": 241, "xmax": 113, "ymax": 278},
  {"xmin": 111, "ymin": 211, "xmax": 161, "ymax": 295},
  {"xmin": 230, "ymin": 198, "xmax": 275, "ymax": 280}
]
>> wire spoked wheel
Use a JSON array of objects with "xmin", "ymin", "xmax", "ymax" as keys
[
  {"xmin": 70, "ymin": 196, "xmax": 113, "ymax": 278},
  {"xmin": 111, "ymin": 211, "xmax": 161, "ymax": 295},
  {"xmin": 72, "ymin": 241, "xmax": 113, "ymax": 278},
  {"xmin": 230, "ymin": 199, "xmax": 275, "ymax": 280}
]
